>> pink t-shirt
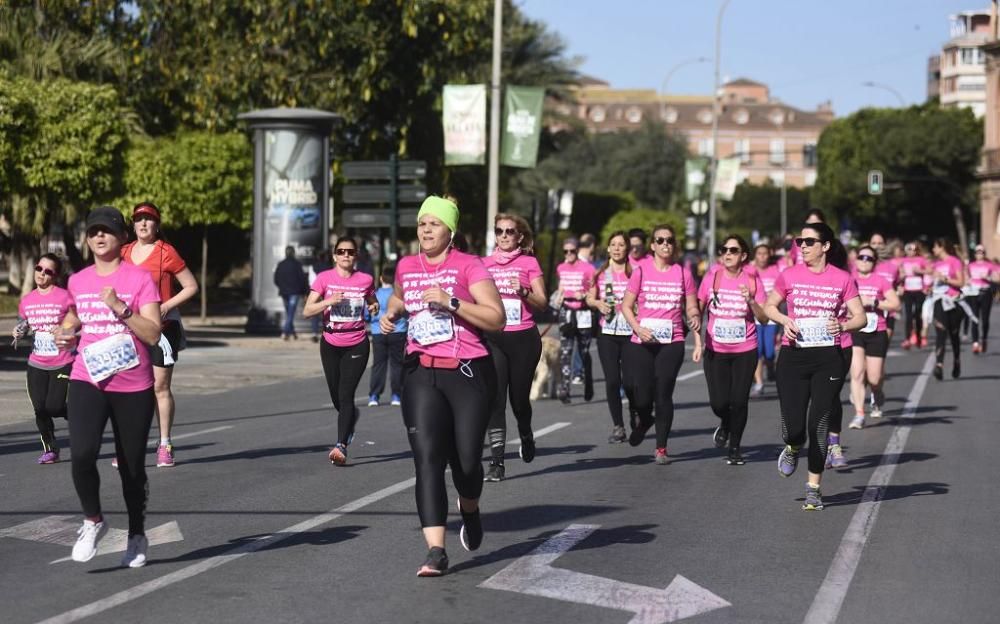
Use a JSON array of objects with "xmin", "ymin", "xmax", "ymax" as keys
[
  {"xmin": 756, "ymin": 264, "xmax": 781, "ymax": 296},
  {"xmin": 311, "ymin": 269, "xmax": 375, "ymax": 347},
  {"xmin": 932, "ymin": 255, "xmax": 964, "ymax": 298},
  {"xmin": 852, "ymin": 272, "xmax": 892, "ymax": 333},
  {"xmin": 483, "ymin": 253, "xmax": 543, "ymax": 332},
  {"xmin": 626, "ymin": 257, "xmax": 696, "ymax": 345},
  {"xmin": 899, "ymin": 257, "xmax": 929, "ymax": 292},
  {"xmin": 557, "ymin": 261, "xmax": 595, "ymax": 310},
  {"xmin": 69, "ymin": 263, "xmax": 159, "ymax": 392},
  {"xmin": 873, "ymin": 261, "xmax": 898, "ymax": 289},
  {"xmin": 397, "ymin": 250, "xmax": 492, "ymax": 360},
  {"xmin": 968, "ymin": 260, "xmax": 997, "ymax": 289},
  {"xmin": 18, "ymin": 287, "xmax": 75, "ymax": 369},
  {"xmin": 593, "ymin": 266, "xmax": 631, "ymax": 335},
  {"xmin": 697, "ymin": 269, "xmax": 766, "ymax": 353},
  {"xmin": 772, "ymin": 263, "xmax": 859, "ymax": 348}
]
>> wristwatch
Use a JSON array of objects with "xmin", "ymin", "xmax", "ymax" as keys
[
  {"xmin": 117, "ymin": 305, "xmax": 133, "ymax": 320},
  {"xmin": 449, "ymin": 297, "xmax": 461, "ymax": 312}
]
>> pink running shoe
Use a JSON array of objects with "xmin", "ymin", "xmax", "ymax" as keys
[
  {"xmin": 156, "ymin": 444, "xmax": 175, "ymax": 467},
  {"xmin": 37, "ymin": 449, "xmax": 59, "ymax": 464}
]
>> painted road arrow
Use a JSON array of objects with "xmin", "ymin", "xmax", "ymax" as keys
[
  {"xmin": 480, "ymin": 524, "xmax": 730, "ymax": 624},
  {"xmin": 0, "ymin": 515, "xmax": 183, "ymax": 563}
]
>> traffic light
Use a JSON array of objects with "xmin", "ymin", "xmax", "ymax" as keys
[{"xmin": 867, "ymin": 170, "xmax": 883, "ymax": 195}]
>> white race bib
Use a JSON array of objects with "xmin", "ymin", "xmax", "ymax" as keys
[
  {"xmin": 602, "ymin": 312, "xmax": 632, "ymax": 336},
  {"xmin": 640, "ymin": 318, "xmax": 673, "ymax": 344},
  {"xmin": 502, "ymin": 298, "xmax": 522, "ymax": 325},
  {"xmin": 904, "ymin": 276, "xmax": 924, "ymax": 291},
  {"xmin": 796, "ymin": 316, "xmax": 835, "ymax": 348},
  {"xmin": 862, "ymin": 312, "xmax": 878, "ymax": 334},
  {"xmin": 328, "ymin": 298, "xmax": 364, "ymax": 323},
  {"xmin": 932, "ymin": 283, "xmax": 951, "ymax": 298},
  {"xmin": 712, "ymin": 317, "xmax": 747, "ymax": 344},
  {"xmin": 408, "ymin": 309, "xmax": 454, "ymax": 346},
  {"xmin": 32, "ymin": 331, "xmax": 59, "ymax": 357},
  {"xmin": 961, "ymin": 284, "xmax": 981, "ymax": 297},
  {"xmin": 82, "ymin": 333, "xmax": 140, "ymax": 382},
  {"xmin": 575, "ymin": 310, "xmax": 593, "ymax": 330}
]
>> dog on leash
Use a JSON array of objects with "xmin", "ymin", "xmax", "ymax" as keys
[{"xmin": 530, "ymin": 334, "xmax": 561, "ymax": 400}]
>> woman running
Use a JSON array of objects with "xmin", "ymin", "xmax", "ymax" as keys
[
  {"xmin": 620, "ymin": 225, "xmax": 700, "ymax": 465},
  {"xmin": 929, "ymin": 238, "xmax": 966, "ymax": 380},
  {"xmin": 379, "ymin": 196, "xmax": 504, "ymax": 576},
  {"xmin": 868, "ymin": 232, "xmax": 899, "ymax": 340},
  {"xmin": 968, "ymin": 244, "xmax": 999, "ymax": 353},
  {"xmin": 303, "ymin": 237, "xmax": 378, "ymax": 465},
  {"xmin": 899, "ymin": 241, "xmax": 930, "ymax": 350},
  {"xmin": 14, "ymin": 253, "xmax": 75, "ymax": 464},
  {"xmin": 751, "ymin": 244, "xmax": 780, "ymax": 396},
  {"xmin": 482, "ymin": 214, "xmax": 546, "ymax": 482},
  {"xmin": 692, "ymin": 235, "xmax": 767, "ymax": 465},
  {"xmin": 555, "ymin": 238, "xmax": 596, "ymax": 404},
  {"xmin": 766, "ymin": 222, "xmax": 865, "ymax": 510},
  {"xmin": 847, "ymin": 245, "xmax": 901, "ymax": 429},
  {"xmin": 121, "ymin": 202, "xmax": 199, "ymax": 468},
  {"xmin": 585, "ymin": 231, "xmax": 634, "ymax": 444},
  {"xmin": 54, "ymin": 206, "xmax": 162, "ymax": 566}
]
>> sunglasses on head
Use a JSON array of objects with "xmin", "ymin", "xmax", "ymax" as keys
[
  {"xmin": 857, "ymin": 254, "xmax": 876, "ymax": 263},
  {"xmin": 717, "ymin": 245, "xmax": 741, "ymax": 256},
  {"xmin": 494, "ymin": 227, "xmax": 518, "ymax": 238},
  {"xmin": 334, "ymin": 248, "xmax": 357, "ymax": 257},
  {"xmin": 34, "ymin": 266, "xmax": 57, "ymax": 277},
  {"xmin": 795, "ymin": 237, "xmax": 822, "ymax": 247},
  {"xmin": 653, "ymin": 236, "xmax": 676, "ymax": 246}
]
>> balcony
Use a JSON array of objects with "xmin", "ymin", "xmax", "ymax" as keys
[{"xmin": 980, "ymin": 148, "xmax": 1000, "ymax": 177}]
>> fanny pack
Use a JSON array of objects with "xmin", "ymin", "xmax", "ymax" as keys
[{"xmin": 419, "ymin": 353, "xmax": 461, "ymax": 369}]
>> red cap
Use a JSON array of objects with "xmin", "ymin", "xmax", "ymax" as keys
[{"xmin": 132, "ymin": 203, "xmax": 160, "ymax": 221}]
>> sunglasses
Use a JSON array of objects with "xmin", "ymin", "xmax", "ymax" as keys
[
  {"xmin": 494, "ymin": 227, "xmax": 518, "ymax": 238},
  {"xmin": 133, "ymin": 215, "xmax": 158, "ymax": 223},
  {"xmin": 563, "ymin": 249, "xmax": 578, "ymax": 255},
  {"xmin": 857, "ymin": 254, "xmax": 876, "ymax": 263},
  {"xmin": 34, "ymin": 266, "xmax": 57, "ymax": 277},
  {"xmin": 654, "ymin": 236, "xmax": 676, "ymax": 246},
  {"xmin": 717, "ymin": 246, "xmax": 742, "ymax": 255},
  {"xmin": 795, "ymin": 237, "xmax": 822, "ymax": 247},
  {"xmin": 334, "ymin": 248, "xmax": 357, "ymax": 257}
]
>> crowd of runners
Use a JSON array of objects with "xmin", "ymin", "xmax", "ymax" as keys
[{"xmin": 11, "ymin": 198, "xmax": 1000, "ymax": 576}]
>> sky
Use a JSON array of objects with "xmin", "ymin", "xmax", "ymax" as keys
[{"xmin": 518, "ymin": 0, "xmax": 988, "ymax": 115}]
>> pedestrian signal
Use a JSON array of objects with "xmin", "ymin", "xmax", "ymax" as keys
[{"xmin": 867, "ymin": 170, "xmax": 883, "ymax": 195}]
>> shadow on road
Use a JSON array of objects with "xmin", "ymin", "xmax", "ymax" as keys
[
  {"xmin": 835, "ymin": 451, "xmax": 938, "ymax": 472},
  {"xmin": 819, "ymin": 482, "xmax": 950, "ymax": 508}
]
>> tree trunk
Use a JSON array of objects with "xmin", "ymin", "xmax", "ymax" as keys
[{"xmin": 200, "ymin": 224, "xmax": 208, "ymax": 321}]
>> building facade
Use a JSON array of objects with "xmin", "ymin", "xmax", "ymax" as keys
[
  {"xmin": 558, "ymin": 78, "xmax": 832, "ymax": 188},
  {"xmin": 937, "ymin": 9, "xmax": 991, "ymax": 117},
  {"xmin": 979, "ymin": 33, "xmax": 1000, "ymax": 260}
]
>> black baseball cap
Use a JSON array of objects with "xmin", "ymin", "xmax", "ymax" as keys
[{"xmin": 85, "ymin": 206, "xmax": 127, "ymax": 236}]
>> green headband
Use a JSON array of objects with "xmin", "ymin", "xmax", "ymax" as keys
[{"xmin": 417, "ymin": 196, "xmax": 459, "ymax": 232}]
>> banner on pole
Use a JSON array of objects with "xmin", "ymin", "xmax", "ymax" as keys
[
  {"xmin": 713, "ymin": 157, "xmax": 742, "ymax": 201},
  {"xmin": 685, "ymin": 158, "xmax": 709, "ymax": 201},
  {"xmin": 501, "ymin": 86, "xmax": 545, "ymax": 168},
  {"xmin": 443, "ymin": 85, "xmax": 487, "ymax": 165}
]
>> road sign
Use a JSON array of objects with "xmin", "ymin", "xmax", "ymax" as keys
[
  {"xmin": 342, "ymin": 184, "xmax": 427, "ymax": 205},
  {"xmin": 343, "ymin": 208, "xmax": 421, "ymax": 228},
  {"xmin": 868, "ymin": 170, "xmax": 883, "ymax": 195},
  {"xmin": 342, "ymin": 160, "xmax": 426, "ymax": 181}
]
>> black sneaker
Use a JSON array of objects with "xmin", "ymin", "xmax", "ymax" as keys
[
  {"xmin": 416, "ymin": 547, "xmax": 449, "ymax": 577},
  {"xmin": 457, "ymin": 500, "xmax": 483, "ymax": 552},
  {"xmin": 583, "ymin": 377, "xmax": 594, "ymax": 402},
  {"xmin": 518, "ymin": 433, "xmax": 536, "ymax": 463},
  {"xmin": 484, "ymin": 461, "xmax": 504, "ymax": 482},
  {"xmin": 952, "ymin": 360, "xmax": 961, "ymax": 379},
  {"xmin": 933, "ymin": 363, "xmax": 943, "ymax": 380},
  {"xmin": 628, "ymin": 418, "xmax": 651, "ymax": 447},
  {"xmin": 712, "ymin": 425, "xmax": 729, "ymax": 449},
  {"xmin": 726, "ymin": 449, "xmax": 745, "ymax": 466},
  {"xmin": 558, "ymin": 393, "xmax": 571, "ymax": 405},
  {"xmin": 608, "ymin": 426, "xmax": 627, "ymax": 444}
]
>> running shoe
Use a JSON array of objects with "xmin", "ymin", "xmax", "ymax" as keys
[
  {"xmin": 584, "ymin": 378, "xmax": 594, "ymax": 402},
  {"xmin": 121, "ymin": 534, "xmax": 148, "ymax": 568},
  {"xmin": 37, "ymin": 449, "xmax": 59, "ymax": 464},
  {"xmin": 628, "ymin": 419, "xmax": 651, "ymax": 447},
  {"xmin": 367, "ymin": 395, "xmax": 379, "ymax": 407},
  {"xmin": 778, "ymin": 445, "xmax": 799, "ymax": 477},
  {"xmin": 71, "ymin": 519, "xmax": 107, "ymax": 562},
  {"xmin": 571, "ymin": 375, "xmax": 584, "ymax": 385},
  {"xmin": 416, "ymin": 547, "xmax": 449, "ymax": 577},
  {"xmin": 608, "ymin": 425, "xmax": 627, "ymax": 444},
  {"xmin": 750, "ymin": 382, "xmax": 764, "ymax": 398},
  {"xmin": 712, "ymin": 425, "xmax": 729, "ymax": 449},
  {"xmin": 826, "ymin": 444, "xmax": 847, "ymax": 469},
  {"xmin": 328, "ymin": 443, "xmax": 347, "ymax": 466},
  {"xmin": 933, "ymin": 363, "xmax": 944, "ymax": 381},
  {"xmin": 559, "ymin": 393, "xmax": 571, "ymax": 405},
  {"xmin": 726, "ymin": 449, "xmax": 746, "ymax": 466},
  {"xmin": 952, "ymin": 361, "xmax": 961, "ymax": 379},
  {"xmin": 484, "ymin": 462, "xmax": 504, "ymax": 482},
  {"xmin": 901, "ymin": 338, "xmax": 911, "ymax": 350},
  {"xmin": 802, "ymin": 485, "xmax": 824, "ymax": 511},
  {"xmin": 156, "ymin": 444, "xmax": 175, "ymax": 468},
  {"xmin": 457, "ymin": 500, "xmax": 483, "ymax": 552},
  {"xmin": 654, "ymin": 447, "xmax": 669, "ymax": 465},
  {"xmin": 849, "ymin": 414, "xmax": 865, "ymax": 430},
  {"xmin": 518, "ymin": 432, "xmax": 536, "ymax": 463},
  {"xmin": 919, "ymin": 336, "xmax": 928, "ymax": 348},
  {"xmin": 972, "ymin": 342, "xmax": 982, "ymax": 354},
  {"xmin": 391, "ymin": 394, "xmax": 402, "ymax": 407},
  {"xmin": 870, "ymin": 405, "xmax": 883, "ymax": 419}
]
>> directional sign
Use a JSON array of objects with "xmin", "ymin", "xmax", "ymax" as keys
[
  {"xmin": 342, "ymin": 185, "xmax": 427, "ymax": 205},
  {"xmin": 480, "ymin": 524, "xmax": 730, "ymax": 624},
  {"xmin": 342, "ymin": 160, "xmax": 426, "ymax": 181},
  {"xmin": 343, "ymin": 208, "xmax": 421, "ymax": 228},
  {"xmin": 0, "ymin": 515, "xmax": 184, "ymax": 563}
]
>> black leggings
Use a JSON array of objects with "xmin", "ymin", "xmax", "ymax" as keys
[
  {"xmin": 776, "ymin": 346, "xmax": 842, "ymax": 474},
  {"xmin": 827, "ymin": 347, "xmax": 852, "ymax": 436},
  {"xmin": 971, "ymin": 289, "xmax": 994, "ymax": 344},
  {"xmin": 486, "ymin": 327, "xmax": 542, "ymax": 461},
  {"xmin": 68, "ymin": 381, "xmax": 155, "ymax": 536},
  {"xmin": 902, "ymin": 291, "xmax": 926, "ymax": 337},
  {"xmin": 596, "ymin": 334, "xmax": 633, "ymax": 428},
  {"xmin": 320, "ymin": 338, "xmax": 370, "ymax": 446},
  {"xmin": 402, "ymin": 356, "xmax": 496, "ymax": 527},
  {"xmin": 624, "ymin": 341, "xmax": 685, "ymax": 448},
  {"xmin": 26, "ymin": 364, "xmax": 71, "ymax": 451},
  {"xmin": 933, "ymin": 300, "xmax": 962, "ymax": 366},
  {"xmin": 558, "ymin": 326, "xmax": 592, "ymax": 399},
  {"xmin": 369, "ymin": 332, "xmax": 406, "ymax": 398},
  {"xmin": 703, "ymin": 348, "xmax": 756, "ymax": 450}
]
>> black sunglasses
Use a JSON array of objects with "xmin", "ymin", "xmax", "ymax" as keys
[
  {"xmin": 795, "ymin": 237, "xmax": 822, "ymax": 247},
  {"xmin": 334, "ymin": 248, "xmax": 357, "ymax": 257},
  {"xmin": 717, "ymin": 246, "xmax": 742, "ymax": 255},
  {"xmin": 34, "ymin": 265, "xmax": 57, "ymax": 277},
  {"xmin": 654, "ymin": 236, "xmax": 676, "ymax": 246},
  {"xmin": 495, "ymin": 227, "xmax": 518, "ymax": 238},
  {"xmin": 857, "ymin": 254, "xmax": 876, "ymax": 263},
  {"xmin": 563, "ymin": 248, "xmax": 578, "ymax": 254}
]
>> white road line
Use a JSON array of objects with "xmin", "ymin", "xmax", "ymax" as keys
[
  {"xmin": 168, "ymin": 426, "xmax": 233, "ymax": 441},
  {"xmin": 36, "ymin": 420, "xmax": 574, "ymax": 624},
  {"xmin": 506, "ymin": 421, "xmax": 571, "ymax": 445},
  {"xmin": 677, "ymin": 370, "xmax": 704, "ymax": 381},
  {"xmin": 802, "ymin": 354, "xmax": 934, "ymax": 624}
]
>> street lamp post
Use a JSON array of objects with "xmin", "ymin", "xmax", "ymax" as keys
[
  {"xmin": 861, "ymin": 81, "xmax": 906, "ymax": 107},
  {"xmin": 658, "ymin": 56, "xmax": 711, "ymax": 123},
  {"xmin": 707, "ymin": 0, "xmax": 733, "ymax": 256},
  {"xmin": 486, "ymin": 0, "xmax": 503, "ymax": 253}
]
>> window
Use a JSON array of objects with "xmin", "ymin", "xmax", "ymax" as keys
[
  {"xmin": 697, "ymin": 109, "xmax": 713, "ymax": 124},
  {"xmin": 733, "ymin": 138, "xmax": 751, "ymax": 163},
  {"xmin": 805, "ymin": 171, "xmax": 817, "ymax": 186},
  {"xmin": 803, "ymin": 143, "xmax": 817, "ymax": 167},
  {"xmin": 770, "ymin": 139, "xmax": 785, "ymax": 164},
  {"xmin": 769, "ymin": 171, "xmax": 786, "ymax": 186},
  {"xmin": 625, "ymin": 106, "xmax": 643, "ymax": 123},
  {"xmin": 961, "ymin": 47, "xmax": 985, "ymax": 65},
  {"xmin": 662, "ymin": 107, "xmax": 678, "ymax": 123},
  {"xmin": 697, "ymin": 138, "xmax": 714, "ymax": 156},
  {"xmin": 589, "ymin": 106, "xmax": 606, "ymax": 123},
  {"xmin": 733, "ymin": 109, "xmax": 749, "ymax": 125},
  {"xmin": 769, "ymin": 109, "xmax": 785, "ymax": 126}
]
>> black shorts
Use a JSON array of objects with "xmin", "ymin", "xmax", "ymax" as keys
[
  {"xmin": 149, "ymin": 321, "xmax": 183, "ymax": 368},
  {"xmin": 850, "ymin": 330, "xmax": 889, "ymax": 358},
  {"xmin": 885, "ymin": 315, "xmax": 896, "ymax": 332}
]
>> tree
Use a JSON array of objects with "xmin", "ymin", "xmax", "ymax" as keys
[
  {"xmin": 723, "ymin": 181, "xmax": 812, "ymax": 242},
  {"xmin": 600, "ymin": 208, "xmax": 685, "ymax": 249}
]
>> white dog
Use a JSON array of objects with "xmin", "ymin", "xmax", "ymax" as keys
[{"xmin": 530, "ymin": 334, "xmax": 561, "ymax": 400}]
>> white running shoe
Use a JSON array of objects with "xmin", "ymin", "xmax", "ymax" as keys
[
  {"xmin": 121, "ymin": 534, "xmax": 148, "ymax": 568},
  {"xmin": 849, "ymin": 414, "xmax": 865, "ymax": 430},
  {"xmin": 870, "ymin": 405, "xmax": 883, "ymax": 419},
  {"xmin": 71, "ymin": 519, "xmax": 108, "ymax": 562}
]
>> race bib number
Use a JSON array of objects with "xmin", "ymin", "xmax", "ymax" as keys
[
  {"xmin": 862, "ymin": 312, "xmax": 878, "ymax": 334},
  {"xmin": 712, "ymin": 318, "xmax": 747, "ymax": 344},
  {"xmin": 640, "ymin": 318, "xmax": 673, "ymax": 344},
  {"xmin": 32, "ymin": 331, "xmax": 59, "ymax": 357},
  {"xmin": 602, "ymin": 312, "xmax": 632, "ymax": 336},
  {"xmin": 961, "ymin": 284, "xmax": 981, "ymax": 297},
  {"xmin": 328, "ymin": 298, "xmax": 364, "ymax": 323},
  {"xmin": 932, "ymin": 283, "xmax": 950, "ymax": 298},
  {"xmin": 904, "ymin": 276, "xmax": 924, "ymax": 291},
  {"xmin": 408, "ymin": 309, "xmax": 454, "ymax": 346},
  {"xmin": 575, "ymin": 310, "xmax": 593, "ymax": 330},
  {"xmin": 796, "ymin": 316, "xmax": 834, "ymax": 348},
  {"xmin": 502, "ymin": 299, "xmax": 522, "ymax": 325},
  {"xmin": 82, "ymin": 333, "xmax": 140, "ymax": 382}
]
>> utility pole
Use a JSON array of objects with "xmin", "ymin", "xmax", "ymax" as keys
[
  {"xmin": 707, "ymin": 0, "xmax": 733, "ymax": 255},
  {"xmin": 486, "ymin": 0, "xmax": 503, "ymax": 253}
]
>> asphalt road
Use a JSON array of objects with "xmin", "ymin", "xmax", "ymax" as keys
[{"xmin": 1, "ymin": 316, "xmax": 998, "ymax": 624}]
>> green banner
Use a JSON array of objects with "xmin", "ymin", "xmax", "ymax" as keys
[
  {"xmin": 443, "ymin": 84, "xmax": 487, "ymax": 166},
  {"xmin": 713, "ymin": 157, "xmax": 742, "ymax": 201},
  {"xmin": 501, "ymin": 86, "xmax": 544, "ymax": 168},
  {"xmin": 685, "ymin": 158, "xmax": 709, "ymax": 201}
]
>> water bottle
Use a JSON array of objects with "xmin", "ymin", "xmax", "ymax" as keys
[
  {"xmin": 12, "ymin": 319, "xmax": 29, "ymax": 348},
  {"xmin": 604, "ymin": 273, "xmax": 616, "ymax": 323}
]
